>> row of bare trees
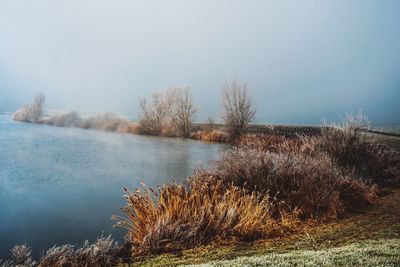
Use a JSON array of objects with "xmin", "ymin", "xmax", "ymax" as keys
[
  {"xmin": 14, "ymin": 79, "xmax": 256, "ymax": 139},
  {"xmin": 139, "ymin": 79, "xmax": 256, "ymax": 138},
  {"xmin": 139, "ymin": 87, "xmax": 198, "ymax": 137}
]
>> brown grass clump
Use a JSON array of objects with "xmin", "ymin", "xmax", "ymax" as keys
[
  {"xmin": 190, "ymin": 129, "xmax": 230, "ymax": 143},
  {"xmin": 113, "ymin": 180, "xmax": 283, "ymax": 255}
]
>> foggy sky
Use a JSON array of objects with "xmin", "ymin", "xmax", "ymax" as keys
[{"xmin": 0, "ymin": 0, "xmax": 399, "ymax": 124}]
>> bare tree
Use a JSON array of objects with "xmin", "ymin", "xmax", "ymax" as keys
[
  {"xmin": 221, "ymin": 79, "xmax": 256, "ymax": 138},
  {"xmin": 138, "ymin": 92, "xmax": 168, "ymax": 135},
  {"xmin": 168, "ymin": 87, "xmax": 198, "ymax": 137},
  {"xmin": 13, "ymin": 92, "xmax": 46, "ymax": 122},
  {"xmin": 30, "ymin": 93, "xmax": 46, "ymax": 122}
]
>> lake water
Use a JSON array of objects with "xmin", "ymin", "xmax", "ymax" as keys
[{"xmin": 0, "ymin": 115, "xmax": 227, "ymax": 258}]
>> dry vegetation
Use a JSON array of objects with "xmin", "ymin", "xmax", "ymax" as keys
[
  {"xmin": 4, "ymin": 111, "xmax": 399, "ymax": 266},
  {"xmin": 109, "ymin": 112, "xmax": 399, "ymax": 261},
  {"xmin": 190, "ymin": 129, "xmax": 230, "ymax": 143},
  {"xmin": 221, "ymin": 79, "xmax": 256, "ymax": 139},
  {"xmin": 9, "ymin": 92, "xmax": 400, "ymax": 265},
  {"xmin": 112, "ymin": 180, "xmax": 287, "ymax": 255},
  {"xmin": 12, "ymin": 81, "xmax": 255, "ymax": 141},
  {"xmin": 13, "ymin": 93, "xmax": 46, "ymax": 123},
  {"xmin": 138, "ymin": 86, "xmax": 198, "ymax": 137},
  {"xmin": 0, "ymin": 235, "xmax": 127, "ymax": 267}
]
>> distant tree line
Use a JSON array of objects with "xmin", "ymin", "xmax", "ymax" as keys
[
  {"xmin": 13, "ymin": 78, "xmax": 256, "ymax": 140},
  {"xmin": 138, "ymin": 78, "xmax": 256, "ymax": 139}
]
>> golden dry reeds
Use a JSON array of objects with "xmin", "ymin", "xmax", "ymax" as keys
[
  {"xmin": 190, "ymin": 129, "xmax": 230, "ymax": 143},
  {"xmin": 112, "ymin": 180, "xmax": 286, "ymax": 255}
]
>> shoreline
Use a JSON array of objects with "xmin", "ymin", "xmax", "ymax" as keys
[{"xmin": 2, "ymin": 114, "xmax": 400, "ymax": 265}]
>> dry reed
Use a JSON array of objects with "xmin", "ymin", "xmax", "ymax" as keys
[{"xmin": 113, "ymin": 180, "xmax": 285, "ymax": 255}]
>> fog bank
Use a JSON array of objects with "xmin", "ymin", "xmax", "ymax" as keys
[{"xmin": 0, "ymin": 0, "xmax": 399, "ymax": 124}]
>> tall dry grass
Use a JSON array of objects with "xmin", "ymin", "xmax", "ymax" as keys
[
  {"xmin": 190, "ymin": 129, "xmax": 230, "ymax": 143},
  {"xmin": 200, "ymin": 147, "xmax": 376, "ymax": 220},
  {"xmin": 112, "ymin": 180, "xmax": 289, "ymax": 255}
]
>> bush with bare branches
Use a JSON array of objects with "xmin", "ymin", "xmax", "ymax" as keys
[
  {"xmin": 13, "ymin": 93, "xmax": 46, "ymax": 123},
  {"xmin": 167, "ymin": 87, "xmax": 198, "ymax": 137},
  {"xmin": 81, "ymin": 113, "xmax": 129, "ymax": 132},
  {"xmin": 138, "ymin": 92, "xmax": 169, "ymax": 135},
  {"xmin": 43, "ymin": 111, "xmax": 82, "ymax": 127}
]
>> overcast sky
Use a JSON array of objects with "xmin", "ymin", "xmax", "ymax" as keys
[{"xmin": 0, "ymin": 0, "xmax": 399, "ymax": 124}]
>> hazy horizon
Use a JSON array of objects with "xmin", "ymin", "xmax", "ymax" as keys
[{"xmin": 1, "ymin": 1, "xmax": 399, "ymax": 125}]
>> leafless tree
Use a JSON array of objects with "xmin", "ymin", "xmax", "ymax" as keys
[
  {"xmin": 30, "ymin": 92, "xmax": 46, "ymax": 122},
  {"xmin": 13, "ymin": 92, "xmax": 46, "ymax": 122},
  {"xmin": 221, "ymin": 79, "xmax": 256, "ymax": 138},
  {"xmin": 138, "ymin": 92, "xmax": 168, "ymax": 135},
  {"xmin": 168, "ymin": 87, "xmax": 198, "ymax": 137}
]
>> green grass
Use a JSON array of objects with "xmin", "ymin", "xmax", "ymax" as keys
[{"xmin": 187, "ymin": 239, "xmax": 400, "ymax": 267}]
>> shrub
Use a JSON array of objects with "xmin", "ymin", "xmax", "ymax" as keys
[
  {"xmin": 335, "ymin": 177, "xmax": 377, "ymax": 213},
  {"xmin": 319, "ymin": 112, "xmax": 400, "ymax": 186},
  {"xmin": 200, "ymin": 147, "xmax": 376, "ymax": 220},
  {"xmin": 43, "ymin": 111, "xmax": 82, "ymax": 128},
  {"xmin": 81, "ymin": 113, "xmax": 129, "ymax": 132},
  {"xmin": 113, "ymin": 180, "xmax": 281, "ymax": 255},
  {"xmin": 190, "ymin": 129, "xmax": 230, "ymax": 143},
  {"xmin": 13, "ymin": 93, "xmax": 46, "ymax": 123}
]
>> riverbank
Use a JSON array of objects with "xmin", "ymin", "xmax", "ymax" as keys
[
  {"xmin": 129, "ymin": 188, "xmax": 400, "ymax": 266},
  {"xmin": 3, "ymin": 114, "xmax": 399, "ymax": 266},
  {"xmin": 13, "ymin": 111, "xmax": 400, "ymax": 144}
]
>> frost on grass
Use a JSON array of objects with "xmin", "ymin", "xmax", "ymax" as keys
[{"xmin": 188, "ymin": 239, "xmax": 400, "ymax": 267}]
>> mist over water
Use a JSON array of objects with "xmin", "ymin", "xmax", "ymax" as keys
[{"xmin": 0, "ymin": 115, "xmax": 227, "ymax": 258}]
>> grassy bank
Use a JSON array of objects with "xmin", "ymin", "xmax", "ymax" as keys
[
  {"xmin": 191, "ymin": 239, "xmax": 400, "ymax": 267},
  {"xmin": 126, "ymin": 188, "xmax": 400, "ymax": 266}
]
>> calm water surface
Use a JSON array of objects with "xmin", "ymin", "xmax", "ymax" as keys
[{"xmin": 0, "ymin": 115, "xmax": 227, "ymax": 258}]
